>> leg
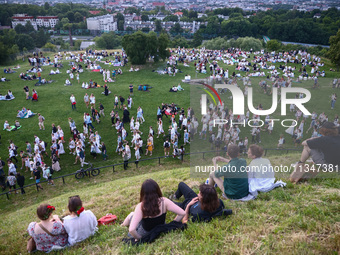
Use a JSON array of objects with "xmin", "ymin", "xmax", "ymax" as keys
[
  {"xmin": 208, "ymin": 171, "xmax": 225, "ymax": 194},
  {"xmin": 175, "ymin": 182, "xmax": 197, "ymax": 200},
  {"xmin": 121, "ymin": 212, "xmax": 134, "ymax": 226}
]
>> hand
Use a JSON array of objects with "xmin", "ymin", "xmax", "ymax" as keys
[{"xmin": 187, "ymin": 197, "xmax": 199, "ymax": 207}]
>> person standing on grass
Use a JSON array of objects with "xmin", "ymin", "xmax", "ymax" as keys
[
  {"xmin": 99, "ymin": 102, "xmax": 105, "ymax": 117},
  {"xmin": 163, "ymin": 139, "xmax": 170, "ymax": 156},
  {"xmin": 101, "ymin": 142, "xmax": 108, "ymax": 161},
  {"xmin": 38, "ymin": 113, "xmax": 45, "ymax": 130},
  {"xmin": 129, "ymin": 84, "xmax": 133, "ymax": 96},
  {"xmin": 7, "ymin": 172, "xmax": 17, "ymax": 194},
  {"xmin": 331, "ymin": 93, "xmax": 337, "ymax": 110},
  {"xmin": 70, "ymin": 94, "xmax": 76, "ymax": 110},
  {"xmin": 33, "ymin": 168, "xmax": 43, "ymax": 190},
  {"xmin": 23, "ymin": 86, "xmax": 29, "ymax": 99},
  {"xmin": 17, "ymin": 172, "xmax": 25, "ymax": 194},
  {"xmin": 84, "ymin": 93, "xmax": 90, "ymax": 108},
  {"xmin": 37, "ymin": 71, "xmax": 41, "ymax": 83}
]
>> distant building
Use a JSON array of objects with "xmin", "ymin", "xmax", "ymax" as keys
[
  {"xmin": 12, "ymin": 14, "xmax": 59, "ymax": 30},
  {"xmin": 86, "ymin": 14, "xmax": 117, "ymax": 35},
  {"xmin": 12, "ymin": 14, "xmax": 37, "ymax": 30},
  {"xmin": 36, "ymin": 16, "xmax": 59, "ymax": 28}
]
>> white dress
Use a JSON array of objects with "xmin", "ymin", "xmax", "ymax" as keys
[{"xmin": 58, "ymin": 142, "xmax": 65, "ymax": 154}]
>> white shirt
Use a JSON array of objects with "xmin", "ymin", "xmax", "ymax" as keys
[
  {"xmin": 63, "ymin": 210, "xmax": 98, "ymax": 246},
  {"xmin": 247, "ymin": 158, "xmax": 275, "ymax": 195}
]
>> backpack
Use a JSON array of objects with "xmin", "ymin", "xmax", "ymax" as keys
[
  {"xmin": 42, "ymin": 116, "xmax": 45, "ymax": 121},
  {"xmin": 49, "ymin": 167, "xmax": 54, "ymax": 175},
  {"xmin": 164, "ymin": 142, "xmax": 170, "ymax": 148}
]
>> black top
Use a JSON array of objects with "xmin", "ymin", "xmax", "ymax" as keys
[
  {"xmin": 189, "ymin": 199, "xmax": 225, "ymax": 222},
  {"xmin": 123, "ymin": 109, "xmax": 130, "ymax": 123},
  {"xmin": 307, "ymin": 135, "xmax": 340, "ymax": 166},
  {"xmin": 17, "ymin": 175, "xmax": 25, "ymax": 186},
  {"xmin": 141, "ymin": 213, "xmax": 167, "ymax": 232},
  {"xmin": 34, "ymin": 170, "xmax": 41, "ymax": 179}
]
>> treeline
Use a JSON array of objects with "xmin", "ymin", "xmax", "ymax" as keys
[{"xmin": 195, "ymin": 7, "xmax": 340, "ymax": 45}]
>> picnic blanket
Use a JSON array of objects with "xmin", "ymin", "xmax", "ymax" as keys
[
  {"xmin": 234, "ymin": 180, "xmax": 287, "ymax": 201},
  {"xmin": 17, "ymin": 113, "xmax": 36, "ymax": 119},
  {"xmin": 0, "ymin": 95, "xmax": 15, "ymax": 101},
  {"xmin": 4, "ymin": 125, "xmax": 21, "ymax": 131}
]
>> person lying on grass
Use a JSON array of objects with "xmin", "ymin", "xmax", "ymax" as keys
[{"xmin": 170, "ymin": 182, "xmax": 226, "ymax": 223}]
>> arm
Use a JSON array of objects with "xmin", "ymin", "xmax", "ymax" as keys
[
  {"xmin": 164, "ymin": 197, "xmax": 185, "ymax": 222},
  {"xmin": 128, "ymin": 203, "xmax": 143, "ymax": 240},
  {"xmin": 182, "ymin": 197, "xmax": 199, "ymax": 224}
]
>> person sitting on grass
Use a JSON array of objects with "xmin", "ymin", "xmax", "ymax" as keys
[
  {"xmin": 121, "ymin": 179, "xmax": 185, "ymax": 240},
  {"xmin": 209, "ymin": 144, "xmax": 248, "ymax": 200},
  {"xmin": 27, "ymin": 204, "xmax": 68, "ymax": 253},
  {"xmin": 290, "ymin": 121, "xmax": 340, "ymax": 183},
  {"xmin": 63, "ymin": 195, "xmax": 98, "ymax": 246},
  {"xmin": 170, "ymin": 182, "xmax": 228, "ymax": 223}
]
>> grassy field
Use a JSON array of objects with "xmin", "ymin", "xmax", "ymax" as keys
[
  {"xmin": 0, "ymin": 50, "xmax": 339, "ymax": 187},
  {"xmin": 0, "ymin": 50, "xmax": 339, "ymax": 254},
  {"xmin": 0, "ymin": 163, "xmax": 339, "ymax": 254}
]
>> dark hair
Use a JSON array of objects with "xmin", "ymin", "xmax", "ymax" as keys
[
  {"xmin": 37, "ymin": 203, "xmax": 53, "ymax": 220},
  {"xmin": 227, "ymin": 144, "xmax": 239, "ymax": 158},
  {"xmin": 68, "ymin": 195, "xmax": 82, "ymax": 213},
  {"xmin": 319, "ymin": 127, "xmax": 338, "ymax": 136},
  {"xmin": 199, "ymin": 184, "xmax": 219, "ymax": 213},
  {"xmin": 249, "ymin": 144, "xmax": 264, "ymax": 158},
  {"xmin": 140, "ymin": 179, "xmax": 162, "ymax": 217}
]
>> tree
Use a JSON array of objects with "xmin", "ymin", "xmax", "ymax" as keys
[
  {"xmin": 42, "ymin": 42, "xmax": 56, "ymax": 50},
  {"xmin": 74, "ymin": 12, "xmax": 83, "ymax": 23},
  {"xmin": 158, "ymin": 32, "xmax": 169, "ymax": 60},
  {"xmin": 164, "ymin": 15, "xmax": 178, "ymax": 22},
  {"xmin": 15, "ymin": 34, "xmax": 35, "ymax": 51},
  {"xmin": 94, "ymin": 32, "xmax": 121, "ymax": 49},
  {"xmin": 116, "ymin": 13, "xmax": 125, "ymax": 31},
  {"xmin": 126, "ymin": 27, "xmax": 133, "ymax": 32},
  {"xmin": 155, "ymin": 19, "xmax": 162, "ymax": 33},
  {"xmin": 188, "ymin": 11, "xmax": 198, "ymax": 19},
  {"xmin": 141, "ymin": 14, "xmax": 149, "ymax": 22},
  {"xmin": 14, "ymin": 24, "xmax": 26, "ymax": 34},
  {"xmin": 266, "ymin": 39, "xmax": 281, "ymax": 51},
  {"xmin": 170, "ymin": 23, "xmax": 183, "ymax": 34},
  {"xmin": 25, "ymin": 21, "xmax": 35, "ymax": 33},
  {"xmin": 328, "ymin": 29, "xmax": 340, "ymax": 70},
  {"xmin": 141, "ymin": 27, "xmax": 150, "ymax": 33},
  {"xmin": 192, "ymin": 31, "xmax": 203, "ymax": 47},
  {"xmin": 122, "ymin": 31, "xmax": 148, "ymax": 64},
  {"xmin": 122, "ymin": 31, "xmax": 169, "ymax": 64}
]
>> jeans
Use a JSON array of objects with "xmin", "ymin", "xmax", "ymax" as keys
[
  {"xmin": 87, "ymin": 123, "xmax": 95, "ymax": 130},
  {"xmin": 331, "ymin": 100, "xmax": 336, "ymax": 109},
  {"xmin": 20, "ymin": 186, "xmax": 25, "ymax": 194},
  {"xmin": 72, "ymin": 103, "xmax": 76, "ymax": 110},
  {"xmin": 124, "ymin": 160, "xmax": 128, "ymax": 170},
  {"xmin": 174, "ymin": 182, "xmax": 198, "ymax": 210}
]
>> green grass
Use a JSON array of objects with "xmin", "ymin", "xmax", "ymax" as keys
[
  {"xmin": 0, "ymin": 50, "xmax": 339, "ymax": 254},
  {"xmin": 1, "ymin": 51, "xmax": 339, "ymax": 187},
  {"xmin": 0, "ymin": 165, "xmax": 338, "ymax": 255}
]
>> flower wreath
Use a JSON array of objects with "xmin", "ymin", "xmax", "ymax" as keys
[
  {"xmin": 76, "ymin": 206, "xmax": 84, "ymax": 217},
  {"xmin": 43, "ymin": 205, "xmax": 55, "ymax": 220}
]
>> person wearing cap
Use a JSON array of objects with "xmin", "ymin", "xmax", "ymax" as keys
[{"xmin": 290, "ymin": 121, "xmax": 340, "ymax": 183}]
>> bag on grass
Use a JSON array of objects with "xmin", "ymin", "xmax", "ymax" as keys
[
  {"xmin": 98, "ymin": 214, "xmax": 117, "ymax": 226},
  {"xmin": 27, "ymin": 237, "xmax": 36, "ymax": 253}
]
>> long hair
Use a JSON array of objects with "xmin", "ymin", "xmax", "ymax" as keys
[
  {"xmin": 199, "ymin": 184, "xmax": 220, "ymax": 213},
  {"xmin": 140, "ymin": 179, "xmax": 162, "ymax": 217}
]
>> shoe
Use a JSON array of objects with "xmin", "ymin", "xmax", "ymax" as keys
[
  {"xmin": 169, "ymin": 194, "xmax": 177, "ymax": 200},
  {"xmin": 30, "ymin": 177, "xmax": 34, "ymax": 179},
  {"xmin": 51, "ymin": 184, "xmax": 55, "ymax": 186}
]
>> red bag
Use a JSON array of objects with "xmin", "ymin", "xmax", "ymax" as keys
[{"xmin": 98, "ymin": 214, "xmax": 117, "ymax": 226}]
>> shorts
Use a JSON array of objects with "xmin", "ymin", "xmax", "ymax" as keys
[
  {"xmin": 114, "ymin": 102, "xmax": 118, "ymax": 106},
  {"xmin": 36, "ymin": 178, "xmax": 40, "ymax": 184},
  {"xmin": 48, "ymin": 176, "xmax": 52, "ymax": 180},
  {"xmin": 310, "ymin": 149, "xmax": 327, "ymax": 165},
  {"xmin": 127, "ymin": 215, "xmax": 149, "ymax": 238}
]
